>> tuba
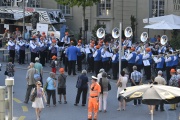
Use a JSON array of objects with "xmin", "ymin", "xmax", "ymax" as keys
[
  {"xmin": 124, "ymin": 27, "xmax": 133, "ymax": 38},
  {"xmin": 124, "ymin": 27, "xmax": 133, "ymax": 57},
  {"xmin": 112, "ymin": 27, "xmax": 120, "ymax": 39},
  {"xmin": 140, "ymin": 32, "xmax": 148, "ymax": 55},
  {"xmin": 160, "ymin": 35, "xmax": 168, "ymax": 45},
  {"xmin": 96, "ymin": 28, "xmax": 105, "ymax": 39}
]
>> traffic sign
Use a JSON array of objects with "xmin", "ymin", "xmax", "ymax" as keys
[{"xmin": 25, "ymin": 7, "xmax": 35, "ymax": 12}]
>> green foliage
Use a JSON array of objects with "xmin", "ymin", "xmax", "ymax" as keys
[
  {"xmin": 130, "ymin": 15, "xmax": 137, "ymax": 43},
  {"xmin": 169, "ymin": 30, "xmax": 180, "ymax": 49},
  {"xmin": 91, "ymin": 24, "xmax": 106, "ymax": 40},
  {"xmin": 55, "ymin": 0, "xmax": 100, "ymax": 7}
]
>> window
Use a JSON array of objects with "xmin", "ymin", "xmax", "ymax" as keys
[
  {"xmin": 2, "ymin": 0, "xmax": 12, "ymax": 6},
  {"xmin": 152, "ymin": 0, "xmax": 164, "ymax": 17},
  {"xmin": 29, "ymin": 0, "xmax": 41, "ymax": 8},
  {"xmin": 98, "ymin": 0, "xmax": 111, "ymax": 16},
  {"xmin": 59, "ymin": 5, "xmax": 70, "ymax": 15},
  {"xmin": 173, "ymin": 0, "xmax": 180, "ymax": 11}
]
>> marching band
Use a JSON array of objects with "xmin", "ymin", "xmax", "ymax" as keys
[{"xmin": 3, "ymin": 28, "xmax": 180, "ymax": 84}]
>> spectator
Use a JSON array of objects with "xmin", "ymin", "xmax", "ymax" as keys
[
  {"xmin": 46, "ymin": 72, "xmax": 56, "ymax": 107},
  {"xmin": 74, "ymin": 70, "xmax": 89, "ymax": 106},
  {"xmin": 99, "ymin": 72, "xmax": 109, "ymax": 112},
  {"xmin": 51, "ymin": 55, "xmax": 57, "ymax": 74},
  {"xmin": 130, "ymin": 66, "xmax": 142, "ymax": 106},
  {"xmin": 34, "ymin": 57, "xmax": 43, "ymax": 86},
  {"xmin": 32, "ymin": 81, "xmax": 47, "ymax": 120},
  {"xmin": 57, "ymin": 68, "xmax": 67, "ymax": 104},
  {"xmin": 116, "ymin": 71, "xmax": 128, "ymax": 111},
  {"xmin": 5, "ymin": 57, "xmax": 15, "ymax": 79},
  {"xmin": 97, "ymin": 68, "xmax": 105, "ymax": 83},
  {"xmin": 24, "ymin": 62, "xmax": 38, "ymax": 104},
  {"xmin": 169, "ymin": 69, "xmax": 178, "ymax": 111}
]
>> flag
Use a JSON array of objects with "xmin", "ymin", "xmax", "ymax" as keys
[{"xmin": 60, "ymin": 25, "xmax": 66, "ymax": 41}]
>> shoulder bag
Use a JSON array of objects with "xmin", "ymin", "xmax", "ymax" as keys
[
  {"xmin": 43, "ymin": 79, "xmax": 52, "ymax": 92},
  {"xmin": 30, "ymin": 88, "xmax": 37, "ymax": 102}
]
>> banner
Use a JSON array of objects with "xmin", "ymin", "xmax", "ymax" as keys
[{"xmin": 36, "ymin": 23, "xmax": 48, "ymax": 35}]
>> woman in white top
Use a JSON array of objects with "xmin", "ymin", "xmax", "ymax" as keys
[
  {"xmin": 32, "ymin": 81, "xmax": 47, "ymax": 120},
  {"xmin": 116, "ymin": 71, "xmax": 128, "ymax": 111}
]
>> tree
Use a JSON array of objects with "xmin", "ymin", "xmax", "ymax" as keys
[
  {"xmin": 130, "ymin": 15, "xmax": 137, "ymax": 43},
  {"xmin": 55, "ymin": 0, "xmax": 100, "ymax": 43}
]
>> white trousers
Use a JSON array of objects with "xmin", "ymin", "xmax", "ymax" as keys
[{"xmin": 99, "ymin": 92, "xmax": 108, "ymax": 111}]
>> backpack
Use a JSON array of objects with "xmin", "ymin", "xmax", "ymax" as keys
[
  {"xmin": 34, "ymin": 69, "xmax": 40, "ymax": 82},
  {"xmin": 51, "ymin": 60, "xmax": 55, "ymax": 68},
  {"xmin": 76, "ymin": 76, "xmax": 83, "ymax": 88}
]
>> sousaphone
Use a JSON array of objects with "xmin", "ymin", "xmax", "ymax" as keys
[
  {"xmin": 112, "ymin": 27, "xmax": 120, "ymax": 39},
  {"xmin": 140, "ymin": 32, "xmax": 148, "ymax": 42},
  {"xmin": 96, "ymin": 28, "xmax": 105, "ymax": 38},
  {"xmin": 160, "ymin": 35, "xmax": 168, "ymax": 45},
  {"xmin": 124, "ymin": 27, "xmax": 133, "ymax": 38}
]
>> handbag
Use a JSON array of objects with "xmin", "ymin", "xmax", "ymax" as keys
[
  {"xmin": 30, "ymin": 88, "xmax": 37, "ymax": 102},
  {"xmin": 4, "ymin": 71, "xmax": 8, "ymax": 75},
  {"xmin": 43, "ymin": 79, "xmax": 51, "ymax": 92}
]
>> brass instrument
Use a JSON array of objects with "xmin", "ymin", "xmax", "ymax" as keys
[
  {"xmin": 96, "ymin": 28, "xmax": 105, "ymax": 39},
  {"xmin": 140, "ymin": 32, "xmax": 148, "ymax": 56},
  {"xmin": 124, "ymin": 27, "xmax": 133, "ymax": 57},
  {"xmin": 160, "ymin": 35, "xmax": 168, "ymax": 45}
]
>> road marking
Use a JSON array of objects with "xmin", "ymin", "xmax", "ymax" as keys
[
  {"xmin": 13, "ymin": 98, "xmax": 22, "ymax": 103},
  {"xmin": 18, "ymin": 116, "xmax": 26, "ymax": 120},
  {"xmin": 21, "ymin": 106, "xmax": 28, "ymax": 112}
]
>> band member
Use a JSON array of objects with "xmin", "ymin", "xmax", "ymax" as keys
[
  {"xmin": 93, "ymin": 45, "xmax": 101, "ymax": 76},
  {"xmin": 111, "ymin": 49, "xmax": 119, "ymax": 80},
  {"xmin": 158, "ymin": 45, "xmax": 166, "ymax": 54},
  {"xmin": 87, "ymin": 43, "xmax": 95, "ymax": 73},
  {"xmin": 66, "ymin": 42, "xmax": 80, "ymax": 75},
  {"xmin": 49, "ymin": 39, "xmax": 58, "ymax": 59},
  {"xmin": 18, "ymin": 37, "xmax": 26, "ymax": 64},
  {"xmin": 153, "ymin": 54, "xmax": 165, "ymax": 74},
  {"xmin": 39, "ymin": 37, "xmax": 46, "ymax": 66},
  {"xmin": 172, "ymin": 54, "xmax": 179, "ymax": 69},
  {"xmin": 165, "ymin": 51, "xmax": 174, "ymax": 85},
  {"xmin": 88, "ymin": 76, "xmax": 101, "ymax": 120},
  {"xmin": 126, "ymin": 47, "xmax": 136, "ymax": 79},
  {"xmin": 30, "ymin": 39, "xmax": 39, "ymax": 63},
  {"xmin": 135, "ymin": 50, "xmax": 143, "ymax": 72},
  {"xmin": 76, "ymin": 42, "xmax": 84, "ymax": 71},
  {"xmin": 143, "ymin": 48, "xmax": 152, "ymax": 80},
  {"xmin": 61, "ymin": 32, "xmax": 70, "ymax": 45},
  {"xmin": 45, "ymin": 37, "xmax": 52, "ymax": 63},
  {"xmin": 60, "ymin": 45, "xmax": 69, "ymax": 72},
  {"xmin": 101, "ymin": 47, "xmax": 110, "ymax": 72},
  {"xmin": 8, "ymin": 37, "xmax": 16, "ymax": 63}
]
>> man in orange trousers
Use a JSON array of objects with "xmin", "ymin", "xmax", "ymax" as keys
[{"xmin": 88, "ymin": 76, "xmax": 101, "ymax": 120}]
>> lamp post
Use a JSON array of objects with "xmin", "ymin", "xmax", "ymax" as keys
[
  {"xmin": 119, "ymin": 22, "xmax": 122, "ymax": 77},
  {"xmin": 23, "ymin": 0, "xmax": 25, "ymax": 39}
]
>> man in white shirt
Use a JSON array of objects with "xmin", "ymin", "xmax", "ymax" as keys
[
  {"xmin": 8, "ymin": 37, "xmax": 15, "ymax": 63},
  {"xmin": 154, "ymin": 70, "xmax": 166, "ymax": 111}
]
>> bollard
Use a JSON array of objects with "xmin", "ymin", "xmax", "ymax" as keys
[
  {"xmin": 5, "ymin": 78, "xmax": 14, "ymax": 120},
  {"xmin": 0, "ymin": 86, "xmax": 6, "ymax": 120}
]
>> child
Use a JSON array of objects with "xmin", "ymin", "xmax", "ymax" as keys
[
  {"xmin": 51, "ymin": 55, "xmax": 57, "ymax": 73},
  {"xmin": 57, "ymin": 68, "xmax": 67, "ymax": 104}
]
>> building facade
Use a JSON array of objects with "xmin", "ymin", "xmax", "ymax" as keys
[{"xmin": 1, "ymin": 0, "xmax": 180, "ymax": 41}]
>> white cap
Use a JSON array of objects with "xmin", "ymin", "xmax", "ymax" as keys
[
  {"xmin": 158, "ymin": 70, "xmax": 163, "ymax": 75},
  {"xmin": 92, "ymin": 76, "xmax": 98, "ymax": 80},
  {"xmin": 35, "ymin": 57, "xmax": 39, "ymax": 61},
  {"xmin": 99, "ymin": 68, "xmax": 105, "ymax": 73}
]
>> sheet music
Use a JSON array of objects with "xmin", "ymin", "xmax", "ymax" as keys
[
  {"xmin": 106, "ymin": 52, "xmax": 113, "ymax": 57},
  {"xmin": 143, "ymin": 60, "xmax": 150, "ymax": 66}
]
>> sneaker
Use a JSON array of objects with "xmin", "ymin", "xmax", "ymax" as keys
[
  {"xmin": 64, "ymin": 101, "xmax": 67, "ymax": 104},
  {"xmin": 82, "ymin": 104, "xmax": 85, "ymax": 106},
  {"xmin": 46, "ymin": 104, "xmax": 50, "ymax": 107},
  {"xmin": 53, "ymin": 104, "xmax": 56, "ymax": 107},
  {"xmin": 104, "ymin": 110, "xmax": 107, "ymax": 113},
  {"xmin": 117, "ymin": 108, "xmax": 121, "ymax": 111},
  {"xmin": 74, "ymin": 103, "xmax": 78, "ymax": 106},
  {"xmin": 58, "ymin": 101, "xmax": 61, "ymax": 104}
]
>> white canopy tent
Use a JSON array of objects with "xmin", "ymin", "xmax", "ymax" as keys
[
  {"xmin": 143, "ymin": 14, "xmax": 180, "ymax": 25},
  {"xmin": 144, "ymin": 21, "xmax": 180, "ymax": 30}
]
